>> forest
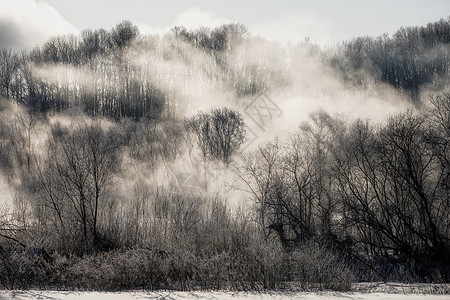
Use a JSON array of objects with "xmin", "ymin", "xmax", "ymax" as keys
[{"xmin": 0, "ymin": 17, "xmax": 449, "ymax": 290}]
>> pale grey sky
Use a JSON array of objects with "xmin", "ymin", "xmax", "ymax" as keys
[{"xmin": 1, "ymin": 0, "xmax": 450, "ymax": 49}]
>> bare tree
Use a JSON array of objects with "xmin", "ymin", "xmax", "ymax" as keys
[
  {"xmin": 111, "ymin": 20, "xmax": 139, "ymax": 49},
  {"xmin": 186, "ymin": 108, "xmax": 245, "ymax": 191},
  {"xmin": 0, "ymin": 49, "xmax": 21, "ymax": 99},
  {"xmin": 333, "ymin": 110, "xmax": 450, "ymax": 264},
  {"xmin": 208, "ymin": 108, "xmax": 246, "ymax": 166},
  {"xmin": 186, "ymin": 108, "xmax": 245, "ymax": 165},
  {"xmin": 235, "ymin": 112, "xmax": 347, "ymax": 250},
  {"xmin": 37, "ymin": 121, "xmax": 123, "ymax": 253}
]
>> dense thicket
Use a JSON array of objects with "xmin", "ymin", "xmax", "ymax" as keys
[
  {"xmin": 0, "ymin": 21, "xmax": 263, "ymax": 119},
  {"xmin": 0, "ymin": 19, "xmax": 450, "ymax": 291},
  {"xmin": 237, "ymin": 94, "xmax": 450, "ymax": 281}
]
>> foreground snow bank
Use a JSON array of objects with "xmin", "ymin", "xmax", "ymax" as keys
[{"xmin": 0, "ymin": 290, "xmax": 448, "ymax": 300}]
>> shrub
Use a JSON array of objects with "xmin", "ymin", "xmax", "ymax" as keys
[{"xmin": 284, "ymin": 240, "xmax": 356, "ymax": 291}]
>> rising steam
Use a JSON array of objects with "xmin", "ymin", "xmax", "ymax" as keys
[{"xmin": 0, "ymin": 21, "xmax": 443, "ymax": 209}]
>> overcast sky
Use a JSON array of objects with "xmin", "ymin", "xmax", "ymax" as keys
[{"xmin": 1, "ymin": 0, "xmax": 450, "ymax": 49}]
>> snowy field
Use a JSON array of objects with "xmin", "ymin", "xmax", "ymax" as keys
[
  {"xmin": 0, "ymin": 289, "xmax": 448, "ymax": 300},
  {"xmin": 0, "ymin": 283, "xmax": 448, "ymax": 300}
]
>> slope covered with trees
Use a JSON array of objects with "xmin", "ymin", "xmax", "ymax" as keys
[{"xmin": 328, "ymin": 18, "xmax": 450, "ymax": 105}]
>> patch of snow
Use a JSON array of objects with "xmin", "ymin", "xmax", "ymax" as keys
[{"xmin": 0, "ymin": 290, "xmax": 448, "ymax": 300}]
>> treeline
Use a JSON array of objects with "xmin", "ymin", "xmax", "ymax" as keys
[
  {"xmin": 0, "ymin": 21, "xmax": 277, "ymax": 120},
  {"xmin": 1, "ymin": 18, "xmax": 449, "ymax": 119},
  {"xmin": 329, "ymin": 17, "xmax": 450, "ymax": 104}
]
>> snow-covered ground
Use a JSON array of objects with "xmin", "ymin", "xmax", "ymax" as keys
[{"xmin": 0, "ymin": 289, "xmax": 448, "ymax": 300}]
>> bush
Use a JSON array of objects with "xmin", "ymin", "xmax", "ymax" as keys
[
  {"xmin": 0, "ymin": 248, "xmax": 52, "ymax": 289},
  {"xmin": 66, "ymin": 249, "xmax": 169, "ymax": 291},
  {"xmin": 284, "ymin": 240, "xmax": 356, "ymax": 291}
]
